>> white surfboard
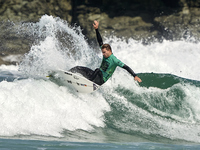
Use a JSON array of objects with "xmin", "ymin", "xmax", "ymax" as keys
[{"xmin": 48, "ymin": 69, "xmax": 100, "ymax": 93}]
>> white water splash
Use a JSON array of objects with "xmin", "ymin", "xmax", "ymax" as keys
[
  {"xmin": 19, "ymin": 15, "xmax": 99, "ymax": 78},
  {"xmin": 0, "ymin": 15, "xmax": 200, "ymax": 143},
  {"xmin": 105, "ymin": 37, "xmax": 200, "ymax": 81}
]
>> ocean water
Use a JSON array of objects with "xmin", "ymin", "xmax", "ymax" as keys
[{"xmin": 0, "ymin": 15, "xmax": 200, "ymax": 149}]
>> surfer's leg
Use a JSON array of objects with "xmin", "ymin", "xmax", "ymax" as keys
[
  {"xmin": 90, "ymin": 68, "xmax": 104, "ymax": 85},
  {"xmin": 69, "ymin": 66, "xmax": 94, "ymax": 79},
  {"xmin": 69, "ymin": 66, "xmax": 104, "ymax": 85},
  {"xmin": 89, "ymin": 68, "xmax": 100, "ymax": 80}
]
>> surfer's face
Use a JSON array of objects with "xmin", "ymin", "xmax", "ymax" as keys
[{"xmin": 102, "ymin": 48, "xmax": 112, "ymax": 58}]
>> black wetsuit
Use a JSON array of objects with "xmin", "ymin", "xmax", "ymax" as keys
[
  {"xmin": 69, "ymin": 66, "xmax": 104, "ymax": 85},
  {"xmin": 69, "ymin": 29, "xmax": 137, "ymax": 85}
]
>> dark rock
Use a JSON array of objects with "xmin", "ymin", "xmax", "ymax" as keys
[{"xmin": 0, "ymin": 0, "xmax": 199, "ymax": 65}]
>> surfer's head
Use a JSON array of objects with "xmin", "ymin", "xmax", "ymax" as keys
[
  {"xmin": 101, "ymin": 44, "xmax": 112, "ymax": 52},
  {"xmin": 101, "ymin": 44, "xmax": 112, "ymax": 58}
]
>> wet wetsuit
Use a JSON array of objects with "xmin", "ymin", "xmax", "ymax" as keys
[
  {"xmin": 69, "ymin": 28, "xmax": 137, "ymax": 85},
  {"xmin": 69, "ymin": 66, "xmax": 104, "ymax": 85}
]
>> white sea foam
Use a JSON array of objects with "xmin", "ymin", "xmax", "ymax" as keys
[
  {"xmin": 0, "ymin": 64, "xmax": 19, "ymax": 71},
  {"xmin": 0, "ymin": 15, "xmax": 109, "ymax": 137},
  {"xmin": 0, "ymin": 79, "xmax": 110, "ymax": 137},
  {"xmin": 18, "ymin": 15, "xmax": 98, "ymax": 78},
  {"xmin": 0, "ymin": 15, "xmax": 200, "ymax": 142},
  {"xmin": 104, "ymin": 37, "xmax": 200, "ymax": 81},
  {"xmin": 1, "ymin": 54, "xmax": 22, "ymax": 63},
  {"xmin": 106, "ymin": 81, "xmax": 200, "ymax": 143}
]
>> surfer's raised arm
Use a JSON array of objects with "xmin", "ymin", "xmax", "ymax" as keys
[
  {"xmin": 93, "ymin": 20, "xmax": 103, "ymax": 47},
  {"xmin": 93, "ymin": 20, "xmax": 142, "ymax": 83}
]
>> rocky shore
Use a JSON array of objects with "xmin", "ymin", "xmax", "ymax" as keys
[{"xmin": 0, "ymin": 0, "xmax": 199, "ymax": 65}]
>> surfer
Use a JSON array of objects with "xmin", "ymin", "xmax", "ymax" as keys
[{"xmin": 69, "ymin": 20, "xmax": 142, "ymax": 85}]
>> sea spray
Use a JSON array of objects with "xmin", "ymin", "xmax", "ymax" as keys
[
  {"xmin": 103, "ymin": 71, "xmax": 200, "ymax": 142},
  {"xmin": 0, "ymin": 79, "xmax": 110, "ymax": 137},
  {"xmin": 0, "ymin": 15, "xmax": 200, "ymax": 143},
  {"xmin": 105, "ymin": 37, "xmax": 200, "ymax": 81},
  {"xmin": 0, "ymin": 15, "xmax": 110, "ymax": 138},
  {"xmin": 18, "ymin": 15, "xmax": 100, "ymax": 78}
]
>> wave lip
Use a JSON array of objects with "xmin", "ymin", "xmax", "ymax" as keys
[
  {"xmin": 0, "ymin": 15, "xmax": 200, "ymax": 144},
  {"xmin": 104, "ymin": 73, "xmax": 200, "ymax": 143},
  {"xmin": 0, "ymin": 77, "xmax": 110, "ymax": 138}
]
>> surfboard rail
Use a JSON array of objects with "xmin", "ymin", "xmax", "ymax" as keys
[{"xmin": 48, "ymin": 69, "xmax": 100, "ymax": 93}]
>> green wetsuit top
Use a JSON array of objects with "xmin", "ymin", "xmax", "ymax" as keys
[
  {"xmin": 100, "ymin": 54, "xmax": 124, "ymax": 82},
  {"xmin": 95, "ymin": 28, "xmax": 137, "ymax": 83}
]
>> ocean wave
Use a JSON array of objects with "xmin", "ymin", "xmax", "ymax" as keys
[{"xmin": 0, "ymin": 15, "xmax": 200, "ymax": 143}]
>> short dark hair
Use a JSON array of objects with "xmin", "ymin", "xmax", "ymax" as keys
[{"xmin": 101, "ymin": 44, "xmax": 112, "ymax": 52}]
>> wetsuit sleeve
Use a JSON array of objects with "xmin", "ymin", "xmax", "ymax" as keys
[
  {"xmin": 122, "ymin": 64, "xmax": 137, "ymax": 77},
  {"xmin": 95, "ymin": 29, "xmax": 103, "ymax": 47}
]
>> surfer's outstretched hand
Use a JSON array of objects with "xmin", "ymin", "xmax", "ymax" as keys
[
  {"xmin": 134, "ymin": 76, "xmax": 142, "ymax": 83},
  {"xmin": 93, "ymin": 20, "xmax": 99, "ymax": 29}
]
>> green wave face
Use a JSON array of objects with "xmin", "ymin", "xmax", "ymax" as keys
[{"xmin": 104, "ymin": 73, "xmax": 200, "ymax": 143}]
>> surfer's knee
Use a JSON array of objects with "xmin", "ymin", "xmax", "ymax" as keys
[{"xmin": 69, "ymin": 66, "xmax": 81, "ymax": 73}]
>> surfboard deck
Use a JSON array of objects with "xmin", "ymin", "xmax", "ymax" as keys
[{"xmin": 48, "ymin": 69, "xmax": 100, "ymax": 93}]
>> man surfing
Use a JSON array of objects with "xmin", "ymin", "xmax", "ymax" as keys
[{"xmin": 69, "ymin": 20, "xmax": 142, "ymax": 85}]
